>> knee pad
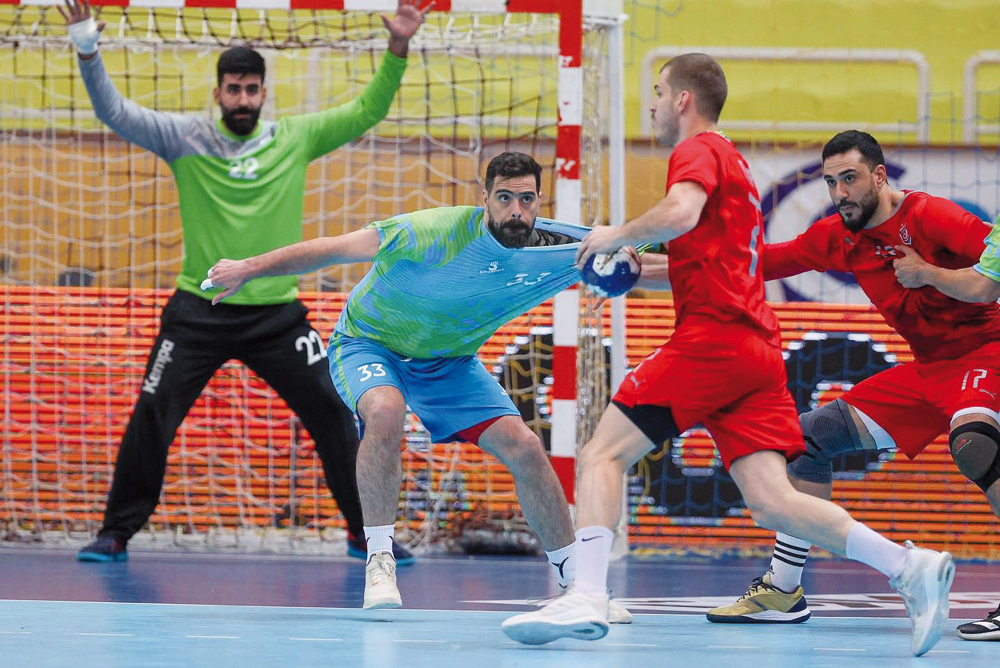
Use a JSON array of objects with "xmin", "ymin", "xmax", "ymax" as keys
[
  {"xmin": 950, "ymin": 422, "xmax": 1000, "ymax": 493},
  {"xmin": 788, "ymin": 398, "xmax": 863, "ymax": 484}
]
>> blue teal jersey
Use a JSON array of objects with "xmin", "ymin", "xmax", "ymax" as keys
[{"xmin": 333, "ymin": 206, "xmax": 587, "ymax": 358}]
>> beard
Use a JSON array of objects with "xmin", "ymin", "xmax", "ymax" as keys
[
  {"xmin": 655, "ymin": 112, "xmax": 680, "ymax": 147},
  {"xmin": 836, "ymin": 185, "xmax": 880, "ymax": 232},
  {"xmin": 221, "ymin": 104, "xmax": 262, "ymax": 136},
  {"xmin": 488, "ymin": 217, "xmax": 533, "ymax": 248}
]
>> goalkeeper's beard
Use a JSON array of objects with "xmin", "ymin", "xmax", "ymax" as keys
[
  {"xmin": 220, "ymin": 104, "xmax": 262, "ymax": 136},
  {"xmin": 489, "ymin": 217, "xmax": 533, "ymax": 248}
]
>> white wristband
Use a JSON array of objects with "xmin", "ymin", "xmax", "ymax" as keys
[{"xmin": 68, "ymin": 18, "xmax": 101, "ymax": 56}]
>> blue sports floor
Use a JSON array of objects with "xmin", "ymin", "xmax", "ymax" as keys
[{"xmin": 1, "ymin": 546, "xmax": 996, "ymax": 666}]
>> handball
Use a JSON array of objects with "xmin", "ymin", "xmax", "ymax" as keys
[{"xmin": 581, "ymin": 246, "xmax": 641, "ymax": 298}]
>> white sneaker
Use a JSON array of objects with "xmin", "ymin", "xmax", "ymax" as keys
[
  {"xmin": 501, "ymin": 587, "xmax": 610, "ymax": 645},
  {"xmin": 889, "ymin": 540, "xmax": 955, "ymax": 656},
  {"xmin": 363, "ymin": 552, "xmax": 402, "ymax": 610},
  {"xmin": 608, "ymin": 598, "xmax": 633, "ymax": 624},
  {"xmin": 553, "ymin": 583, "xmax": 631, "ymax": 624}
]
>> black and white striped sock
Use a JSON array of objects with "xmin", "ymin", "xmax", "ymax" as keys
[{"xmin": 768, "ymin": 533, "xmax": 812, "ymax": 593}]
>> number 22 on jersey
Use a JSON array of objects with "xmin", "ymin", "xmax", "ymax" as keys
[{"xmin": 228, "ymin": 157, "xmax": 260, "ymax": 181}]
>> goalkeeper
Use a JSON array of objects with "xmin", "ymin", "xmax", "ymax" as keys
[
  {"xmin": 204, "ymin": 151, "xmax": 644, "ymax": 616},
  {"xmin": 63, "ymin": 0, "xmax": 430, "ymax": 565}
]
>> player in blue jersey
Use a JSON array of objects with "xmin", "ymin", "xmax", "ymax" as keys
[{"xmin": 204, "ymin": 152, "xmax": 634, "ymax": 617}]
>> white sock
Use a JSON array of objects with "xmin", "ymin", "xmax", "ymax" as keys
[
  {"xmin": 363, "ymin": 525, "xmax": 394, "ymax": 562},
  {"xmin": 768, "ymin": 533, "xmax": 812, "ymax": 592},
  {"xmin": 545, "ymin": 543, "xmax": 576, "ymax": 588},
  {"xmin": 573, "ymin": 526, "xmax": 613, "ymax": 594},
  {"xmin": 845, "ymin": 523, "xmax": 907, "ymax": 579}
]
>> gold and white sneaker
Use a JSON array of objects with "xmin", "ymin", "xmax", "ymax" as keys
[
  {"xmin": 363, "ymin": 552, "xmax": 402, "ymax": 610},
  {"xmin": 889, "ymin": 541, "xmax": 955, "ymax": 656},
  {"xmin": 706, "ymin": 572, "xmax": 811, "ymax": 624},
  {"xmin": 502, "ymin": 586, "xmax": 610, "ymax": 645}
]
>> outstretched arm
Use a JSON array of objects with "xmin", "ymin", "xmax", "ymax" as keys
[
  {"xmin": 204, "ymin": 228, "xmax": 381, "ymax": 304},
  {"xmin": 894, "ymin": 245, "xmax": 1000, "ymax": 303},
  {"xmin": 62, "ymin": 0, "xmax": 190, "ymax": 161},
  {"xmin": 301, "ymin": 0, "xmax": 433, "ymax": 159},
  {"xmin": 575, "ymin": 181, "xmax": 707, "ymax": 268}
]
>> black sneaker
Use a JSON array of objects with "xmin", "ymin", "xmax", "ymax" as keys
[
  {"xmin": 957, "ymin": 602, "xmax": 1000, "ymax": 641},
  {"xmin": 346, "ymin": 533, "xmax": 415, "ymax": 566},
  {"xmin": 78, "ymin": 536, "xmax": 128, "ymax": 563}
]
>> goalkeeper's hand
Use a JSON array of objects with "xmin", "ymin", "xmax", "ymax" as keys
[
  {"xmin": 383, "ymin": 0, "xmax": 435, "ymax": 58},
  {"xmin": 59, "ymin": 0, "xmax": 106, "ymax": 58}
]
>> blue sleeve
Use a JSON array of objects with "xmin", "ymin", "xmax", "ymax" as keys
[{"xmin": 369, "ymin": 215, "xmax": 423, "ymax": 263}]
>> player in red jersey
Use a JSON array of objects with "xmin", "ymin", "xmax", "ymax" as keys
[
  {"xmin": 707, "ymin": 130, "xmax": 1000, "ymax": 642},
  {"xmin": 500, "ymin": 57, "xmax": 953, "ymax": 656}
]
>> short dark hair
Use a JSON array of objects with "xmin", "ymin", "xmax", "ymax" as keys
[
  {"xmin": 484, "ymin": 152, "xmax": 542, "ymax": 192},
  {"xmin": 662, "ymin": 53, "xmax": 728, "ymax": 123},
  {"xmin": 822, "ymin": 130, "xmax": 884, "ymax": 170},
  {"xmin": 217, "ymin": 46, "xmax": 266, "ymax": 86}
]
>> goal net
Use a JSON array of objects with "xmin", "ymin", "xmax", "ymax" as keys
[{"xmin": 0, "ymin": 1, "xmax": 622, "ymax": 553}]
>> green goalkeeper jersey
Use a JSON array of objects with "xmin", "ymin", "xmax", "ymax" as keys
[{"xmin": 79, "ymin": 51, "xmax": 407, "ymax": 305}]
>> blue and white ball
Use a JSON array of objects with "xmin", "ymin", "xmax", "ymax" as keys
[{"xmin": 581, "ymin": 247, "xmax": 641, "ymax": 298}]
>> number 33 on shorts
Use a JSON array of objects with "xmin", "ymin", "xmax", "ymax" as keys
[{"xmin": 358, "ymin": 363, "xmax": 387, "ymax": 382}]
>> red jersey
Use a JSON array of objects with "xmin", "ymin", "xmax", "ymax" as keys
[
  {"xmin": 666, "ymin": 132, "xmax": 780, "ymax": 343},
  {"xmin": 763, "ymin": 191, "xmax": 1000, "ymax": 363}
]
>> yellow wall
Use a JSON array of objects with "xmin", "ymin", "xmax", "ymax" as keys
[
  {"xmin": 625, "ymin": 0, "xmax": 1000, "ymax": 144},
  {"xmin": 5, "ymin": 2, "xmax": 997, "ymax": 144}
]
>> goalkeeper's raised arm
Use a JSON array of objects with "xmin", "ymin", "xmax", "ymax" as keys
[{"xmin": 62, "ymin": 0, "xmax": 431, "ymax": 162}]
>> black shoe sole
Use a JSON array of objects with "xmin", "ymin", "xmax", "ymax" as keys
[{"xmin": 706, "ymin": 611, "xmax": 811, "ymax": 624}]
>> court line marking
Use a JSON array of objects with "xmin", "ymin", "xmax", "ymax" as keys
[
  {"xmin": 0, "ymin": 631, "xmax": 31, "ymax": 634},
  {"xmin": 185, "ymin": 635, "xmax": 240, "ymax": 639},
  {"xmin": 814, "ymin": 648, "xmax": 866, "ymax": 652},
  {"xmin": 1, "ymin": 599, "xmax": 994, "ymax": 623},
  {"xmin": 708, "ymin": 645, "xmax": 761, "ymax": 649},
  {"xmin": 394, "ymin": 639, "xmax": 447, "ymax": 643},
  {"xmin": 927, "ymin": 650, "xmax": 970, "ymax": 654},
  {"xmin": 79, "ymin": 633, "xmax": 134, "ymax": 637}
]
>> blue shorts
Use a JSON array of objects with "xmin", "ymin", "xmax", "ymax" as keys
[{"xmin": 328, "ymin": 334, "xmax": 520, "ymax": 443}]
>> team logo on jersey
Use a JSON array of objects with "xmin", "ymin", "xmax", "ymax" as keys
[
  {"xmin": 480, "ymin": 261, "xmax": 504, "ymax": 274},
  {"xmin": 874, "ymin": 245, "xmax": 898, "ymax": 258},
  {"xmin": 899, "ymin": 224, "xmax": 912, "ymax": 245}
]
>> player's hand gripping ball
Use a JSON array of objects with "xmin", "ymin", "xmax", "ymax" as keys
[{"xmin": 581, "ymin": 246, "xmax": 641, "ymax": 298}]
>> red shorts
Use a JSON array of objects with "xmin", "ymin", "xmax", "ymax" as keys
[
  {"xmin": 612, "ymin": 318, "xmax": 805, "ymax": 469},
  {"xmin": 840, "ymin": 341, "xmax": 1000, "ymax": 459}
]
